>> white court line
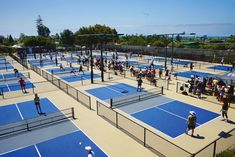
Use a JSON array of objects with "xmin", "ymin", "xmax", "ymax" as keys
[
  {"xmin": 174, "ymin": 116, "xmax": 221, "ymax": 139},
  {"xmin": 155, "ymin": 106, "xmax": 201, "ymax": 126},
  {"xmin": 15, "ymin": 104, "xmax": 24, "ymax": 120},
  {"xmin": 130, "ymin": 100, "xmax": 175, "ymax": 115},
  {"xmin": 47, "ymin": 97, "xmax": 110, "ymax": 157},
  {"xmin": 105, "ymin": 86, "xmax": 126, "ymax": 96},
  {"xmin": 6, "ymin": 84, "xmax": 11, "ymax": 92},
  {"xmin": 34, "ymin": 145, "xmax": 42, "ymax": 157}
]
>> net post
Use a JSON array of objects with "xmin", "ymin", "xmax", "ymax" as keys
[
  {"xmin": 71, "ymin": 107, "xmax": 76, "ymax": 119},
  {"xmin": 213, "ymin": 141, "xmax": 217, "ymax": 157},
  {"xmin": 144, "ymin": 128, "xmax": 146, "ymax": 147},
  {"xmin": 161, "ymin": 86, "xmax": 164, "ymax": 94},
  {"xmin": 110, "ymin": 98, "xmax": 113, "ymax": 108},
  {"xmin": 116, "ymin": 112, "xmax": 118, "ymax": 128},
  {"xmin": 26, "ymin": 120, "xmax": 30, "ymax": 131},
  {"xmin": 139, "ymin": 95, "xmax": 141, "ymax": 101}
]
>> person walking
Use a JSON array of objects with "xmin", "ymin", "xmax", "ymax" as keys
[
  {"xmin": 79, "ymin": 65, "xmax": 84, "ymax": 74},
  {"xmin": 34, "ymin": 93, "xmax": 43, "ymax": 114},
  {"xmin": 186, "ymin": 111, "xmax": 197, "ymax": 136},
  {"xmin": 190, "ymin": 63, "xmax": 193, "ymax": 71},
  {"xmin": 14, "ymin": 68, "xmax": 19, "ymax": 77},
  {"xmin": 137, "ymin": 77, "xmax": 143, "ymax": 92},
  {"xmin": 18, "ymin": 77, "xmax": 27, "ymax": 93},
  {"xmin": 221, "ymin": 98, "xmax": 229, "ymax": 122},
  {"xmin": 85, "ymin": 146, "xmax": 95, "ymax": 157},
  {"xmin": 221, "ymin": 57, "xmax": 224, "ymax": 65}
]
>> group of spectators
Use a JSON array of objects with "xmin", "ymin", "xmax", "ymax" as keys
[{"xmin": 181, "ymin": 75, "xmax": 234, "ymax": 104}]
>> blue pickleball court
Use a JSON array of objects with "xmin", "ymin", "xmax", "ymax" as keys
[
  {"xmin": 177, "ymin": 70, "xmax": 213, "ymax": 79},
  {"xmin": 59, "ymin": 73, "xmax": 101, "ymax": 83},
  {"xmin": 0, "ymin": 98, "xmax": 59, "ymax": 125},
  {"xmin": 86, "ymin": 83, "xmax": 139, "ymax": 100},
  {"xmin": 132, "ymin": 100, "xmax": 220, "ymax": 138},
  {"xmin": 0, "ymin": 99, "xmax": 108, "ymax": 157},
  {"xmin": 207, "ymin": 65, "xmax": 234, "ymax": 71}
]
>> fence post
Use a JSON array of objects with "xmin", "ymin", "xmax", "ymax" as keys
[
  {"xmin": 72, "ymin": 107, "xmax": 75, "ymax": 119},
  {"xmin": 110, "ymin": 98, "xmax": 113, "ymax": 108},
  {"xmin": 76, "ymin": 90, "xmax": 79, "ymax": 101},
  {"xmin": 89, "ymin": 96, "xmax": 91, "ymax": 110},
  {"xmin": 144, "ymin": 128, "xmax": 146, "ymax": 147},
  {"xmin": 116, "ymin": 112, "xmax": 118, "ymax": 128},
  {"xmin": 213, "ymin": 141, "xmax": 217, "ymax": 157},
  {"xmin": 176, "ymin": 82, "xmax": 179, "ymax": 93},
  {"xmin": 161, "ymin": 86, "xmax": 164, "ymax": 94},
  {"xmin": 96, "ymin": 101, "xmax": 99, "ymax": 115},
  {"xmin": 66, "ymin": 84, "xmax": 69, "ymax": 94},
  {"xmin": 28, "ymin": 72, "xmax": 31, "ymax": 78}
]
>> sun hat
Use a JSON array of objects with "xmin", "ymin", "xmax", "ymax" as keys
[
  {"xmin": 189, "ymin": 111, "xmax": 196, "ymax": 116},
  {"xmin": 85, "ymin": 146, "xmax": 92, "ymax": 151}
]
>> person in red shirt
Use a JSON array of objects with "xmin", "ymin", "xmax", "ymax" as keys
[{"xmin": 18, "ymin": 78, "xmax": 27, "ymax": 93}]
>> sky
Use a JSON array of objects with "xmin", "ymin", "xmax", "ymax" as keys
[{"xmin": 1, "ymin": 0, "xmax": 235, "ymax": 38}]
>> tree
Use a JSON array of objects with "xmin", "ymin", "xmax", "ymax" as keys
[
  {"xmin": 75, "ymin": 24, "xmax": 118, "ymax": 46},
  {"xmin": 60, "ymin": 29, "xmax": 75, "ymax": 47},
  {"xmin": 8, "ymin": 35, "xmax": 14, "ymax": 44},
  {"xmin": 22, "ymin": 36, "xmax": 55, "ymax": 49},
  {"xmin": 19, "ymin": 33, "xmax": 26, "ymax": 40},
  {"xmin": 0, "ymin": 35, "xmax": 4, "ymax": 44},
  {"xmin": 36, "ymin": 15, "xmax": 50, "ymax": 37}
]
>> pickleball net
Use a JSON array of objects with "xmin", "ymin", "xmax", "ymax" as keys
[{"xmin": 110, "ymin": 87, "xmax": 163, "ymax": 108}]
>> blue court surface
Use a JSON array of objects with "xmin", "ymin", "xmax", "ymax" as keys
[
  {"xmin": 59, "ymin": 73, "xmax": 101, "ymax": 83},
  {"xmin": 132, "ymin": 100, "xmax": 220, "ymax": 138},
  {"xmin": 207, "ymin": 65, "xmax": 234, "ymax": 71},
  {"xmin": 0, "ymin": 99, "xmax": 108, "ymax": 157},
  {"xmin": 0, "ymin": 61, "xmax": 11, "ymax": 65},
  {"xmin": 0, "ymin": 81, "xmax": 34, "ymax": 93},
  {"xmin": 1, "ymin": 130, "xmax": 107, "ymax": 157},
  {"xmin": 177, "ymin": 70, "xmax": 213, "ymax": 79},
  {"xmin": 0, "ymin": 64, "xmax": 14, "ymax": 70},
  {"xmin": 47, "ymin": 67, "xmax": 79, "ymax": 73},
  {"xmin": 138, "ymin": 64, "xmax": 165, "ymax": 70},
  {"xmin": 32, "ymin": 62, "xmax": 56, "ymax": 67},
  {"xmin": 145, "ymin": 58, "xmax": 166, "ymax": 62},
  {"xmin": 0, "ymin": 98, "xmax": 58, "ymax": 125},
  {"xmin": 0, "ymin": 72, "xmax": 25, "ymax": 80},
  {"xmin": 86, "ymin": 83, "xmax": 139, "ymax": 100},
  {"xmin": 172, "ymin": 61, "xmax": 195, "ymax": 65}
]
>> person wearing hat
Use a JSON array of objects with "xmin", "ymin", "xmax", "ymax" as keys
[
  {"xmin": 186, "ymin": 111, "xmax": 197, "ymax": 136},
  {"xmin": 85, "ymin": 146, "xmax": 95, "ymax": 157}
]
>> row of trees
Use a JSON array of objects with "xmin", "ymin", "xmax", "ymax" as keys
[{"xmin": 0, "ymin": 15, "xmax": 234, "ymax": 51}]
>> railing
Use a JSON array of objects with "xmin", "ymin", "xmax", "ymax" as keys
[
  {"xmin": 96, "ymin": 100, "xmax": 193, "ymax": 157},
  {"xmin": 0, "ymin": 107, "xmax": 75, "ymax": 137},
  {"xmin": 9, "ymin": 53, "xmax": 28, "ymax": 69},
  {"xmin": 97, "ymin": 100, "xmax": 235, "ymax": 157},
  {"xmin": 40, "ymin": 69, "xmax": 91, "ymax": 109}
]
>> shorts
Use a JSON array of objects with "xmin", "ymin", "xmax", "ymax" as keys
[{"xmin": 188, "ymin": 125, "xmax": 195, "ymax": 130}]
